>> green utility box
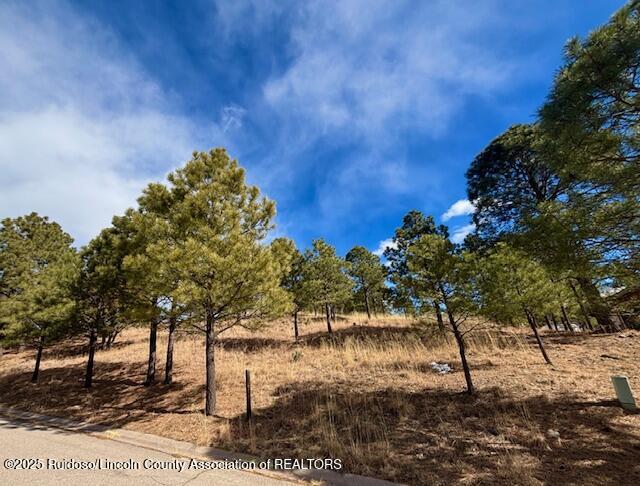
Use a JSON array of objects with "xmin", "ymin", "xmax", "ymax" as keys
[{"xmin": 611, "ymin": 376, "xmax": 637, "ymax": 411}]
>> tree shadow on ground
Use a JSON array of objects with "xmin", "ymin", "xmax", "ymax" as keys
[
  {"xmin": 0, "ymin": 361, "xmax": 202, "ymax": 429},
  {"xmin": 213, "ymin": 324, "xmax": 425, "ymax": 352},
  {"xmin": 217, "ymin": 337, "xmax": 291, "ymax": 352},
  {"xmin": 41, "ymin": 339, "xmax": 136, "ymax": 360},
  {"xmin": 308, "ymin": 315, "xmax": 349, "ymax": 322},
  {"xmin": 218, "ymin": 324, "xmax": 531, "ymax": 354},
  {"xmin": 299, "ymin": 324, "xmax": 422, "ymax": 348},
  {"xmin": 0, "ymin": 411, "xmax": 108, "ymax": 437},
  {"xmin": 531, "ymin": 331, "xmax": 595, "ymax": 346},
  {"xmin": 3, "ymin": 337, "xmax": 140, "ymax": 362},
  {"xmin": 225, "ymin": 383, "xmax": 640, "ymax": 485}
]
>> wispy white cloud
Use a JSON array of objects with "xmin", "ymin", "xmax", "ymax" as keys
[
  {"xmin": 373, "ymin": 238, "xmax": 397, "ymax": 257},
  {"xmin": 451, "ymin": 223, "xmax": 476, "ymax": 244},
  {"xmin": 0, "ymin": 0, "xmax": 544, "ymax": 251},
  {"xmin": 442, "ymin": 199, "xmax": 476, "ymax": 221},
  {"xmin": 261, "ymin": 1, "xmax": 514, "ymax": 143},
  {"xmin": 220, "ymin": 105, "xmax": 246, "ymax": 133},
  {"xmin": 0, "ymin": 1, "xmax": 218, "ymax": 245},
  {"xmin": 217, "ymin": 1, "xmax": 521, "ymax": 233}
]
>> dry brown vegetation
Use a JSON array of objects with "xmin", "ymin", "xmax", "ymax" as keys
[{"xmin": 0, "ymin": 314, "xmax": 639, "ymax": 485}]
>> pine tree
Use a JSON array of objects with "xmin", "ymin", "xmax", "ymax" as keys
[
  {"xmin": 147, "ymin": 149, "xmax": 291, "ymax": 415},
  {"xmin": 466, "ymin": 124, "xmax": 618, "ymax": 331},
  {"xmin": 118, "ymin": 208, "xmax": 188, "ymax": 386},
  {"xmin": 134, "ymin": 182, "xmax": 194, "ymax": 385},
  {"xmin": 407, "ymin": 233, "xmax": 477, "ymax": 394},
  {"xmin": 539, "ymin": 0, "xmax": 640, "ymax": 325},
  {"xmin": 0, "ymin": 213, "xmax": 78, "ymax": 382},
  {"xmin": 74, "ymin": 225, "xmax": 131, "ymax": 388},
  {"xmin": 345, "ymin": 246, "xmax": 386, "ymax": 319},
  {"xmin": 270, "ymin": 238, "xmax": 312, "ymax": 340},
  {"xmin": 302, "ymin": 239, "xmax": 352, "ymax": 334},
  {"xmin": 386, "ymin": 210, "xmax": 448, "ymax": 326},
  {"xmin": 474, "ymin": 243, "xmax": 577, "ymax": 364}
]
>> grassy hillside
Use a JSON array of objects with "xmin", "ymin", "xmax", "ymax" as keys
[{"xmin": 1, "ymin": 315, "xmax": 639, "ymax": 485}]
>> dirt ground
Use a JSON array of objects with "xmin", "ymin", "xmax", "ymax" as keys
[{"xmin": 0, "ymin": 314, "xmax": 638, "ymax": 485}]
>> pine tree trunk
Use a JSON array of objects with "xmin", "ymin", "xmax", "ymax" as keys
[
  {"xmin": 451, "ymin": 317, "xmax": 474, "ymax": 395},
  {"xmin": 325, "ymin": 303, "xmax": 333, "ymax": 334},
  {"xmin": 434, "ymin": 301, "xmax": 444, "ymax": 332},
  {"xmin": 106, "ymin": 331, "xmax": 118, "ymax": 348},
  {"xmin": 31, "ymin": 337, "xmax": 43, "ymax": 383},
  {"xmin": 568, "ymin": 280, "xmax": 594, "ymax": 331},
  {"xmin": 551, "ymin": 314, "xmax": 560, "ymax": 331},
  {"xmin": 145, "ymin": 318, "xmax": 159, "ymax": 386},
  {"xmin": 439, "ymin": 285, "xmax": 474, "ymax": 395},
  {"xmin": 293, "ymin": 310, "xmax": 299, "ymax": 341},
  {"xmin": 364, "ymin": 289, "xmax": 371, "ymax": 319},
  {"xmin": 583, "ymin": 312, "xmax": 595, "ymax": 331},
  {"xmin": 526, "ymin": 310, "xmax": 552, "ymax": 364},
  {"xmin": 204, "ymin": 309, "xmax": 216, "ymax": 416},
  {"xmin": 164, "ymin": 316, "xmax": 177, "ymax": 385},
  {"xmin": 84, "ymin": 328, "xmax": 97, "ymax": 388},
  {"xmin": 544, "ymin": 315, "xmax": 553, "ymax": 330},
  {"xmin": 560, "ymin": 305, "xmax": 574, "ymax": 333}
]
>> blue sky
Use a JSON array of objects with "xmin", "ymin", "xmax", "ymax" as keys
[{"xmin": 0, "ymin": 0, "xmax": 625, "ymax": 254}]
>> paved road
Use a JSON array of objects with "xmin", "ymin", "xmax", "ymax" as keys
[{"xmin": 0, "ymin": 416, "xmax": 298, "ymax": 485}]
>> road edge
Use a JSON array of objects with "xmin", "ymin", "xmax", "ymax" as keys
[{"xmin": 0, "ymin": 405, "xmax": 402, "ymax": 486}]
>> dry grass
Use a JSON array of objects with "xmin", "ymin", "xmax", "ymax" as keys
[{"xmin": 1, "ymin": 313, "xmax": 639, "ymax": 485}]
